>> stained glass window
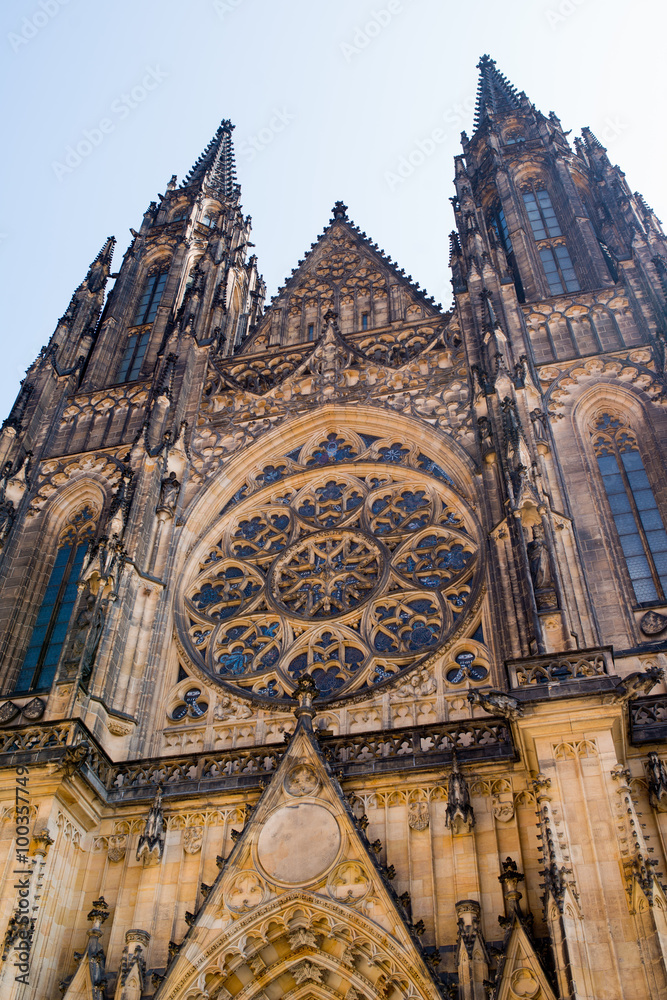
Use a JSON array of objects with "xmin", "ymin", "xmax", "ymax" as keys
[
  {"xmin": 182, "ymin": 467, "xmax": 480, "ymax": 701},
  {"xmin": 132, "ymin": 269, "xmax": 168, "ymax": 325},
  {"xmin": 593, "ymin": 414, "xmax": 667, "ymax": 603},
  {"xmin": 116, "ymin": 330, "xmax": 150, "ymax": 382},
  {"xmin": 14, "ymin": 508, "xmax": 96, "ymax": 693}
]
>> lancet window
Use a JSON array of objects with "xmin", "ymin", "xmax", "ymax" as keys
[
  {"xmin": 132, "ymin": 267, "xmax": 168, "ymax": 325},
  {"xmin": 592, "ymin": 413, "xmax": 667, "ymax": 604},
  {"xmin": 13, "ymin": 506, "xmax": 97, "ymax": 694},
  {"xmin": 522, "ymin": 185, "xmax": 580, "ymax": 295}
]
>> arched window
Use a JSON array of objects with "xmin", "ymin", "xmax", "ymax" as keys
[
  {"xmin": 132, "ymin": 266, "xmax": 168, "ymax": 325},
  {"xmin": 592, "ymin": 414, "xmax": 667, "ymax": 604},
  {"xmin": 13, "ymin": 506, "xmax": 96, "ymax": 693}
]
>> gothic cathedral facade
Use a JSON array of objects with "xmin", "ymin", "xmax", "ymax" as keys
[{"xmin": 1, "ymin": 57, "xmax": 667, "ymax": 1000}]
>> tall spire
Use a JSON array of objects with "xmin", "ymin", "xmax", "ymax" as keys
[
  {"xmin": 474, "ymin": 55, "xmax": 524, "ymax": 129},
  {"xmin": 182, "ymin": 119, "xmax": 238, "ymax": 199}
]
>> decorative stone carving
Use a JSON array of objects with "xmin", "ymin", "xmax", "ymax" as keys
[
  {"xmin": 292, "ymin": 961, "xmax": 323, "ymax": 985},
  {"xmin": 526, "ymin": 523, "xmax": 558, "ymax": 610},
  {"xmin": 213, "ymin": 694, "xmax": 252, "ymax": 721},
  {"xmin": 157, "ymin": 471, "xmax": 180, "ymax": 516},
  {"xmin": 136, "ymin": 785, "xmax": 165, "ymax": 866},
  {"xmin": 224, "ymin": 872, "xmax": 268, "ymax": 912},
  {"xmin": 647, "ymin": 752, "xmax": 667, "ymax": 812},
  {"xmin": 492, "ymin": 798, "xmax": 515, "ymax": 823},
  {"xmin": 468, "ymin": 688, "xmax": 523, "ymax": 721},
  {"xmin": 408, "ymin": 801, "xmax": 430, "ymax": 830},
  {"xmin": 183, "ymin": 825, "xmax": 204, "ymax": 854},
  {"xmin": 288, "ymin": 928, "xmax": 318, "ymax": 951},
  {"xmin": 0, "ymin": 701, "xmax": 20, "ymax": 724},
  {"xmin": 284, "ymin": 762, "xmax": 320, "ymax": 797},
  {"xmin": 327, "ymin": 861, "xmax": 372, "ymax": 902},
  {"xmin": 21, "ymin": 697, "xmax": 46, "ymax": 721},
  {"xmin": 611, "ymin": 663, "xmax": 664, "ymax": 703},
  {"xmin": 107, "ymin": 834, "xmax": 127, "ymax": 863},
  {"xmin": 107, "ymin": 719, "xmax": 133, "ymax": 737},
  {"xmin": 56, "ymin": 742, "xmax": 90, "ymax": 777},
  {"xmin": 0, "ymin": 498, "xmax": 15, "ymax": 548},
  {"xmin": 641, "ymin": 611, "xmax": 667, "ymax": 636},
  {"xmin": 445, "ymin": 754, "xmax": 475, "ymax": 834},
  {"xmin": 115, "ymin": 929, "xmax": 149, "ymax": 1000}
]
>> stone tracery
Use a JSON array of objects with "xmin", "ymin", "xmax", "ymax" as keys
[{"xmin": 181, "ymin": 466, "xmax": 480, "ymax": 701}]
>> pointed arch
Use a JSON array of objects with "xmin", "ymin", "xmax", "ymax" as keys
[{"xmin": 574, "ymin": 386, "xmax": 667, "ymax": 606}]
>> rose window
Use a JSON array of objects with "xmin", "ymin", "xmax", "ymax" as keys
[{"xmin": 179, "ymin": 469, "xmax": 481, "ymax": 701}]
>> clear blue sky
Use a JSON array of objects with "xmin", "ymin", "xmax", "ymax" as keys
[{"xmin": 0, "ymin": 0, "xmax": 665, "ymax": 415}]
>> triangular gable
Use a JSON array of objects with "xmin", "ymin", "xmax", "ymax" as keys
[
  {"xmin": 155, "ymin": 705, "xmax": 442, "ymax": 1000},
  {"xmin": 244, "ymin": 203, "xmax": 446, "ymax": 356},
  {"xmin": 60, "ymin": 955, "xmax": 98, "ymax": 1000},
  {"xmin": 495, "ymin": 919, "xmax": 557, "ymax": 1000}
]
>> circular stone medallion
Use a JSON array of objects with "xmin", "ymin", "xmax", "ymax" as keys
[
  {"xmin": 270, "ymin": 529, "xmax": 384, "ymax": 619},
  {"xmin": 257, "ymin": 803, "xmax": 340, "ymax": 883},
  {"xmin": 284, "ymin": 762, "xmax": 320, "ymax": 797}
]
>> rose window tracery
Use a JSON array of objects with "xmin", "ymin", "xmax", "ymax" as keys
[{"xmin": 180, "ymin": 467, "xmax": 480, "ymax": 701}]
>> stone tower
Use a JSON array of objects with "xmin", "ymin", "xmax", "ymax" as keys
[{"xmin": 1, "ymin": 57, "xmax": 666, "ymax": 1000}]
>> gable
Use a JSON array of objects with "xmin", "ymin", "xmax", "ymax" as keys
[
  {"xmin": 245, "ymin": 206, "xmax": 447, "ymax": 353},
  {"xmin": 155, "ymin": 706, "xmax": 443, "ymax": 1000}
]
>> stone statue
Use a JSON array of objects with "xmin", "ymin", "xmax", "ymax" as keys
[
  {"xmin": 468, "ymin": 688, "xmax": 524, "ymax": 721},
  {"xmin": 0, "ymin": 499, "xmax": 15, "ymax": 547},
  {"xmin": 157, "ymin": 471, "xmax": 180, "ymax": 516},
  {"xmin": 527, "ymin": 524, "xmax": 553, "ymax": 592},
  {"xmin": 64, "ymin": 593, "xmax": 105, "ymax": 683},
  {"xmin": 445, "ymin": 754, "xmax": 475, "ymax": 834}
]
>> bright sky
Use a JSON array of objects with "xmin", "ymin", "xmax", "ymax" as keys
[{"xmin": 1, "ymin": 0, "xmax": 665, "ymax": 415}]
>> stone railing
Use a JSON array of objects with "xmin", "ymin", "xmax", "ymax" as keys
[
  {"xmin": 325, "ymin": 720, "xmax": 513, "ymax": 773},
  {"xmin": 629, "ymin": 695, "xmax": 667, "ymax": 744},
  {"xmin": 0, "ymin": 722, "xmax": 76, "ymax": 756},
  {"xmin": 506, "ymin": 646, "xmax": 613, "ymax": 689},
  {"xmin": 0, "ymin": 718, "xmax": 515, "ymax": 801}
]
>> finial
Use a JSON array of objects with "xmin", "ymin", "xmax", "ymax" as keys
[
  {"xmin": 331, "ymin": 200, "xmax": 348, "ymax": 221},
  {"xmin": 293, "ymin": 675, "xmax": 319, "ymax": 729}
]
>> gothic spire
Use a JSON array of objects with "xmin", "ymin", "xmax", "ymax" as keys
[
  {"xmin": 181, "ymin": 119, "xmax": 239, "ymax": 200},
  {"xmin": 474, "ymin": 55, "xmax": 525, "ymax": 129}
]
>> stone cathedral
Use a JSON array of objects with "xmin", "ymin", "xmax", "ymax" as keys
[{"xmin": 2, "ymin": 54, "xmax": 667, "ymax": 1000}]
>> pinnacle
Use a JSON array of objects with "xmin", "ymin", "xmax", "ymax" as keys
[
  {"xmin": 474, "ymin": 54, "xmax": 524, "ymax": 130},
  {"xmin": 182, "ymin": 119, "xmax": 239, "ymax": 199},
  {"xmin": 581, "ymin": 126, "xmax": 606, "ymax": 152}
]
